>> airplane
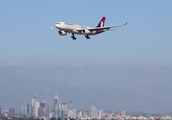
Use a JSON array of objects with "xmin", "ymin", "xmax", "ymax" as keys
[{"xmin": 53, "ymin": 17, "xmax": 127, "ymax": 40}]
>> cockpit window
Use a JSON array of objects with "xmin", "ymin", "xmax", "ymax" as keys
[{"xmin": 56, "ymin": 23, "xmax": 60, "ymax": 24}]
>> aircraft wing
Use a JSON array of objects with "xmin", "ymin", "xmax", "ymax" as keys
[{"xmin": 88, "ymin": 22, "xmax": 128, "ymax": 32}]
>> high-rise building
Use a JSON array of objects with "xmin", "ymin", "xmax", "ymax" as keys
[
  {"xmin": 78, "ymin": 110, "xmax": 82, "ymax": 118},
  {"xmin": 26, "ymin": 103, "xmax": 29, "ymax": 117},
  {"xmin": 91, "ymin": 105, "xmax": 96, "ymax": 117},
  {"xmin": 34, "ymin": 102, "xmax": 40, "ymax": 117},
  {"xmin": 31, "ymin": 96, "xmax": 36, "ymax": 107},
  {"xmin": 87, "ymin": 110, "xmax": 91, "ymax": 117},
  {"xmin": 20, "ymin": 105, "xmax": 25, "ymax": 118},
  {"xmin": 9, "ymin": 108, "xmax": 15, "ymax": 117},
  {"xmin": 49, "ymin": 111, "xmax": 54, "ymax": 119},
  {"xmin": 31, "ymin": 96, "xmax": 36, "ymax": 117},
  {"xmin": 83, "ymin": 111, "xmax": 88, "ymax": 118},
  {"xmin": 40, "ymin": 101, "xmax": 49, "ymax": 118},
  {"xmin": 96, "ymin": 109, "xmax": 98, "ymax": 117},
  {"xmin": 67, "ymin": 109, "xmax": 76, "ymax": 119},
  {"xmin": 54, "ymin": 94, "xmax": 59, "ymax": 118},
  {"xmin": 2, "ymin": 110, "xmax": 8, "ymax": 117},
  {"xmin": 66, "ymin": 100, "xmax": 72, "ymax": 110},
  {"xmin": 0, "ymin": 106, "xmax": 1, "ymax": 116},
  {"xmin": 24, "ymin": 106, "xmax": 27, "ymax": 116},
  {"xmin": 61, "ymin": 103, "xmax": 67, "ymax": 114},
  {"xmin": 73, "ymin": 109, "xmax": 76, "ymax": 119},
  {"xmin": 38, "ymin": 107, "xmax": 44, "ymax": 118},
  {"xmin": 58, "ymin": 103, "xmax": 62, "ymax": 110},
  {"xmin": 98, "ymin": 109, "xmax": 103, "ymax": 119},
  {"xmin": 121, "ymin": 111, "xmax": 126, "ymax": 118},
  {"xmin": 58, "ymin": 110, "xmax": 64, "ymax": 118}
]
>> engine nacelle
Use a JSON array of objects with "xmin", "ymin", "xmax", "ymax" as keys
[
  {"xmin": 82, "ymin": 29, "xmax": 91, "ymax": 34},
  {"xmin": 58, "ymin": 30, "xmax": 67, "ymax": 36}
]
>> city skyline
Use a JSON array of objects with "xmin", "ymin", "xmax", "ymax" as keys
[
  {"xmin": 0, "ymin": 94, "xmax": 106, "ymax": 119},
  {"xmin": 1, "ymin": 93, "xmax": 172, "ymax": 120},
  {"xmin": 1, "ymin": 92, "xmax": 172, "ymax": 114}
]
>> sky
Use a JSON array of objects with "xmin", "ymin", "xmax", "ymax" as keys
[{"xmin": 0, "ymin": 1, "xmax": 172, "ymax": 113}]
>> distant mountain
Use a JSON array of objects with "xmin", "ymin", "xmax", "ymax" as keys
[{"xmin": 0, "ymin": 77, "xmax": 172, "ymax": 113}]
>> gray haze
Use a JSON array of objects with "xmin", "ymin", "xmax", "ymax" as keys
[{"xmin": 0, "ymin": 64, "xmax": 172, "ymax": 113}]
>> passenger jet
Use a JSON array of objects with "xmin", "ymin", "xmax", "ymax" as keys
[{"xmin": 54, "ymin": 17, "xmax": 127, "ymax": 40}]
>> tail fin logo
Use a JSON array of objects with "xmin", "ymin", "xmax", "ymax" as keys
[
  {"xmin": 101, "ymin": 21, "xmax": 104, "ymax": 27},
  {"xmin": 96, "ymin": 17, "xmax": 106, "ymax": 28}
]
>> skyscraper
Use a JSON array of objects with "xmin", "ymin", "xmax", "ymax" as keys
[
  {"xmin": 40, "ymin": 101, "xmax": 49, "ymax": 118},
  {"xmin": 20, "ymin": 105, "xmax": 25, "ymax": 118},
  {"xmin": 38, "ymin": 107, "xmax": 44, "ymax": 118},
  {"xmin": 54, "ymin": 94, "xmax": 59, "ymax": 118},
  {"xmin": 58, "ymin": 110, "xmax": 64, "ymax": 118},
  {"xmin": 9, "ymin": 108, "xmax": 15, "ymax": 117},
  {"xmin": 73, "ymin": 109, "xmax": 76, "ymax": 119},
  {"xmin": 31, "ymin": 96, "xmax": 36, "ymax": 117},
  {"xmin": 34, "ymin": 102, "xmax": 40, "ymax": 117},
  {"xmin": 61, "ymin": 103, "xmax": 67, "ymax": 114},
  {"xmin": 98, "ymin": 109, "xmax": 103, "ymax": 119},
  {"xmin": 66, "ymin": 100, "xmax": 72, "ymax": 111},
  {"xmin": 78, "ymin": 110, "xmax": 82, "ymax": 118},
  {"xmin": 31, "ymin": 96, "xmax": 36, "ymax": 107},
  {"xmin": 67, "ymin": 109, "xmax": 76, "ymax": 119},
  {"xmin": 2, "ymin": 110, "xmax": 8, "ymax": 117},
  {"xmin": 26, "ymin": 103, "xmax": 29, "ymax": 117},
  {"xmin": 121, "ymin": 111, "xmax": 126, "ymax": 118},
  {"xmin": 83, "ymin": 111, "xmax": 88, "ymax": 118},
  {"xmin": 91, "ymin": 105, "xmax": 96, "ymax": 117},
  {"xmin": 0, "ymin": 106, "xmax": 1, "ymax": 116}
]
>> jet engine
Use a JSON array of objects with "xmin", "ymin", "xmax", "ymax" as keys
[
  {"xmin": 82, "ymin": 29, "xmax": 91, "ymax": 34},
  {"xmin": 58, "ymin": 30, "xmax": 67, "ymax": 36}
]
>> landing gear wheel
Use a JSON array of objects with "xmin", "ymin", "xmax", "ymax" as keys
[
  {"xmin": 71, "ymin": 34, "xmax": 76, "ymax": 40},
  {"xmin": 85, "ymin": 35, "xmax": 90, "ymax": 39}
]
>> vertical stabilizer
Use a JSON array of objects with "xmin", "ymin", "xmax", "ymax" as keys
[{"xmin": 96, "ymin": 17, "xmax": 106, "ymax": 27}]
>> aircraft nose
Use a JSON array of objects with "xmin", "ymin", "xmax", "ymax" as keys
[
  {"xmin": 55, "ymin": 24, "xmax": 59, "ymax": 28},
  {"xmin": 55, "ymin": 23, "xmax": 61, "ymax": 29}
]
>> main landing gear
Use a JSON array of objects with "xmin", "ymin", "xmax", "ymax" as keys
[
  {"xmin": 71, "ymin": 34, "xmax": 76, "ymax": 40},
  {"xmin": 71, "ymin": 34, "xmax": 90, "ymax": 40},
  {"xmin": 85, "ymin": 35, "xmax": 90, "ymax": 39}
]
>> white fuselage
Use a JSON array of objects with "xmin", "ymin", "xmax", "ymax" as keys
[
  {"xmin": 53, "ymin": 17, "xmax": 127, "ymax": 40},
  {"xmin": 55, "ymin": 22, "xmax": 98, "ymax": 35}
]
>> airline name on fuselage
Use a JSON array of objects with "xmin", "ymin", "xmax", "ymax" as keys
[{"xmin": 64, "ymin": 22, "xmax": 88, "ymax": 29}]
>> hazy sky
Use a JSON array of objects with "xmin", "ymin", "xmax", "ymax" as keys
[
  {"xmin": 1, "ymin": 0, "xmax": 172, "ymax": 66},
  {"xmin": 1, "ymin": 1, "xmax": 172, "ymax": 113}
]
